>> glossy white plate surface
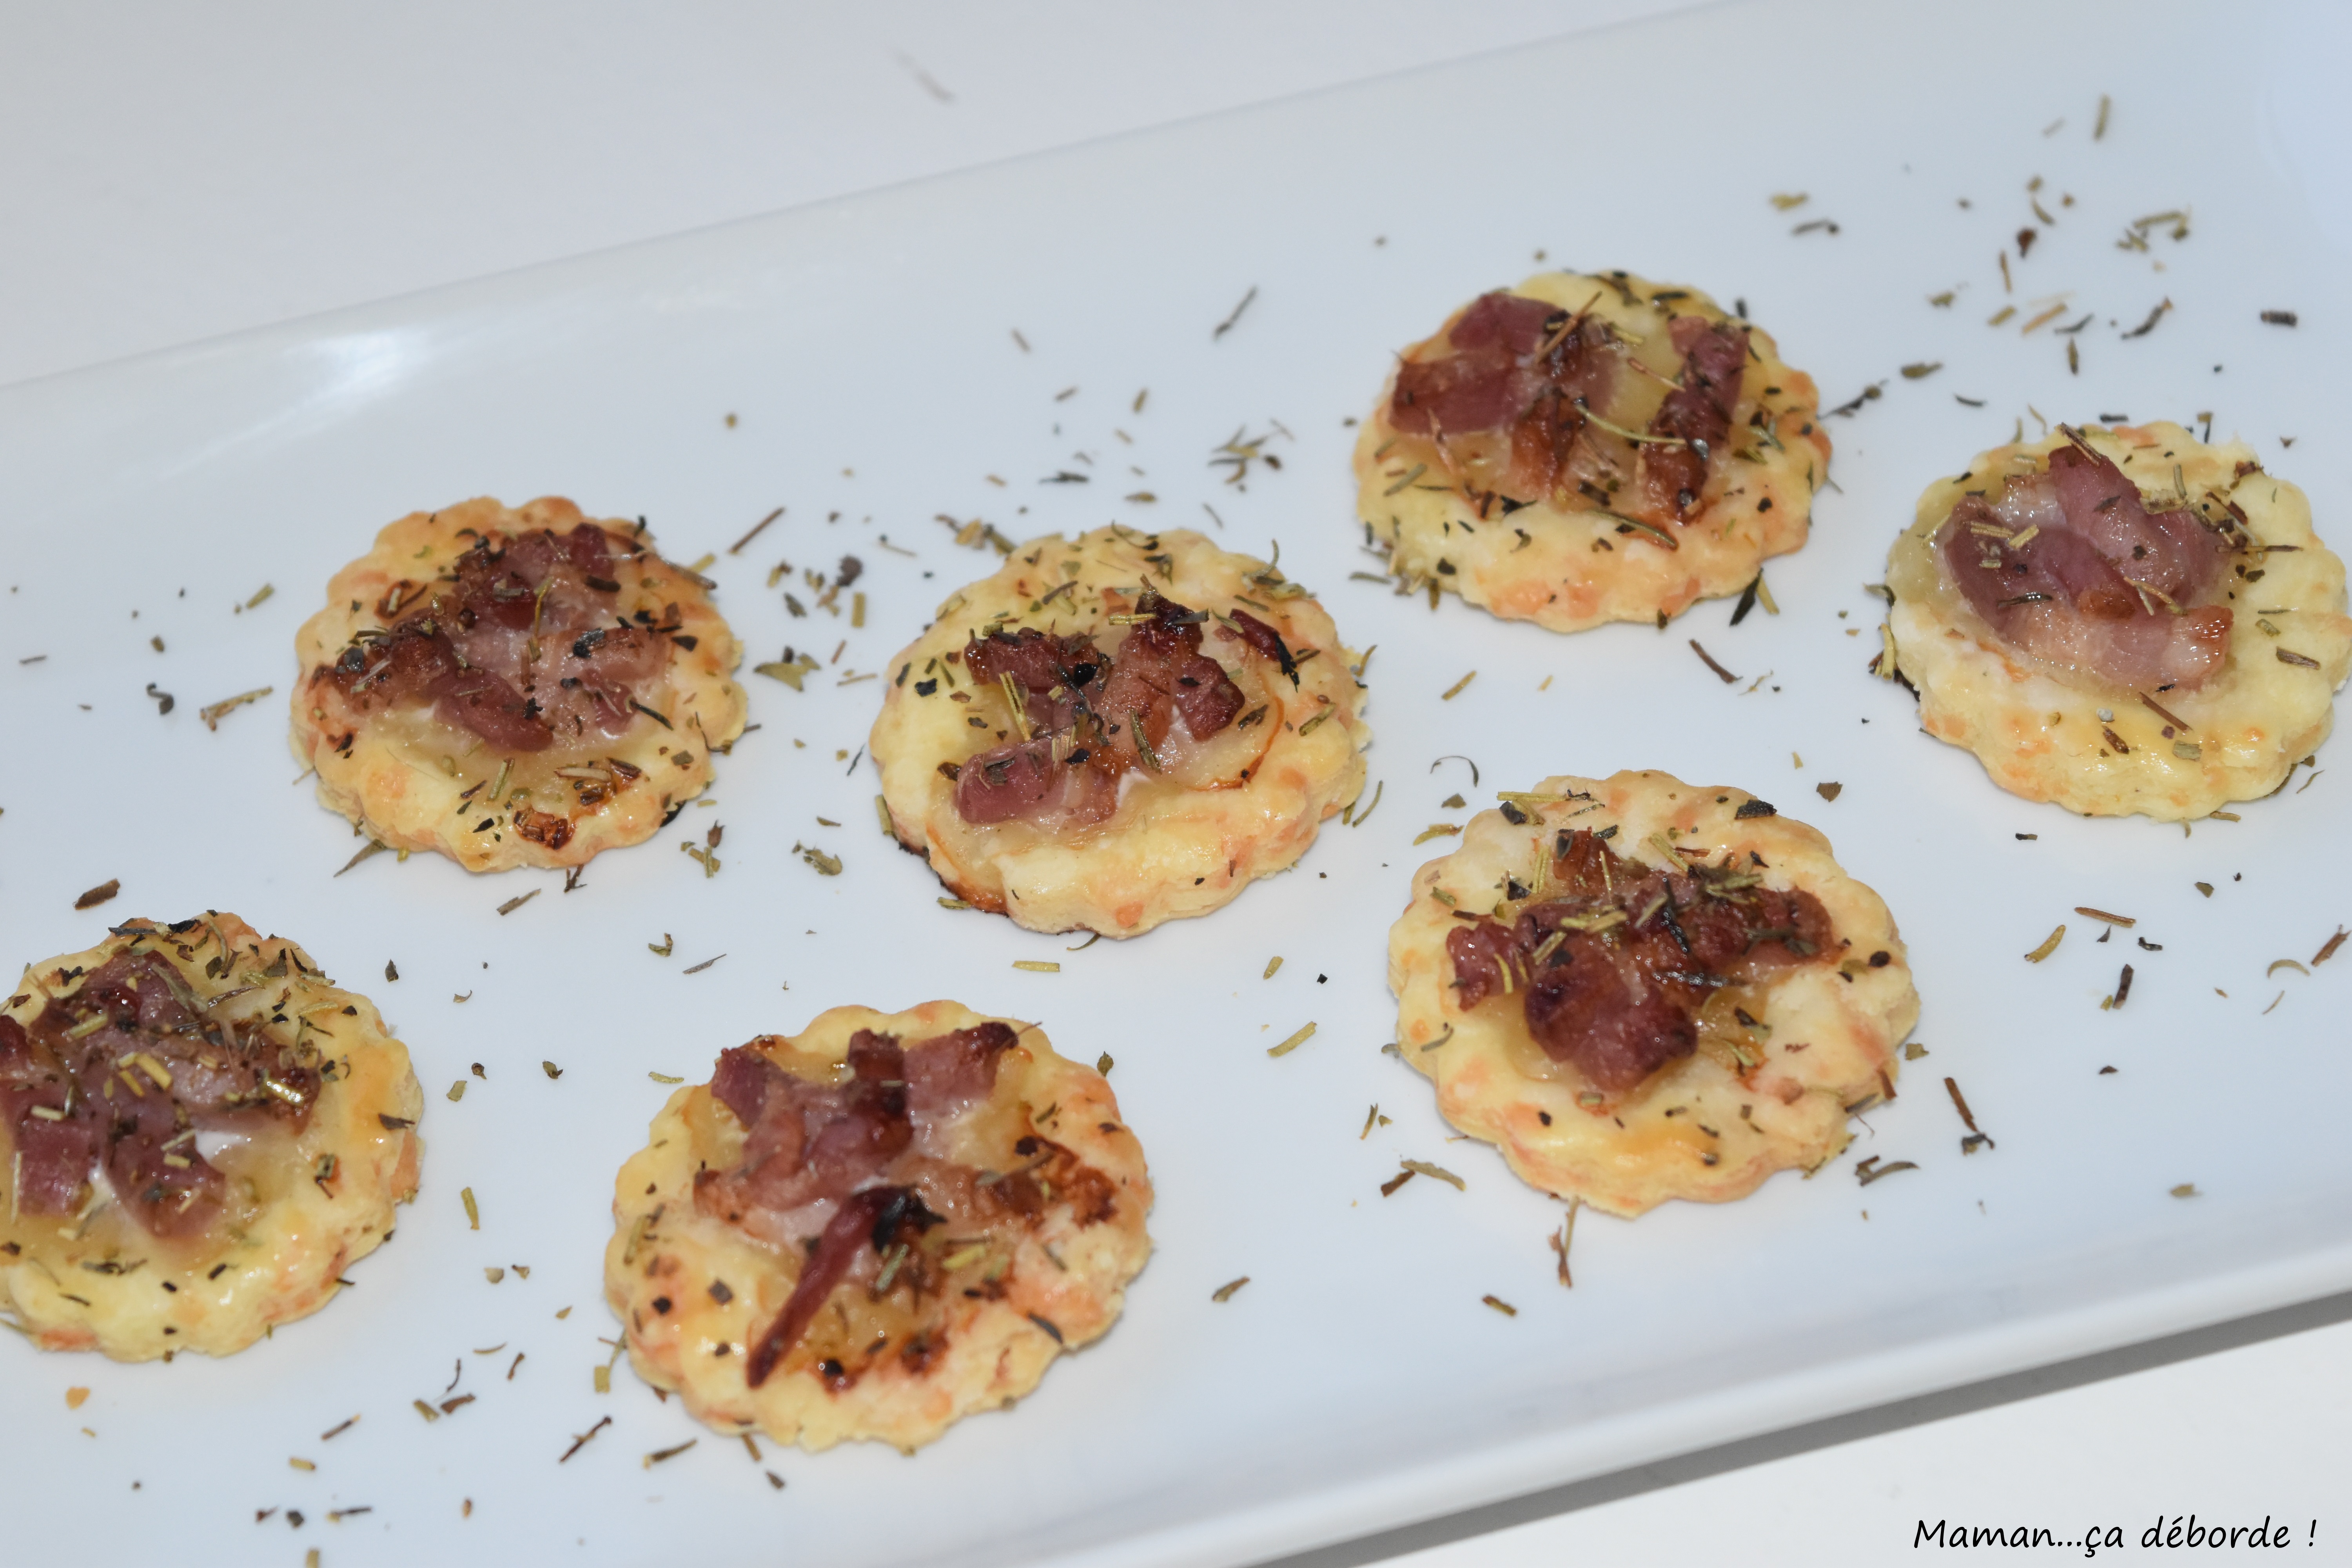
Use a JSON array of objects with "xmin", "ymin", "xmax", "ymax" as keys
[{"xmin": 2, "ymin": 1, "xmax": 2346, "ymax": 1564}]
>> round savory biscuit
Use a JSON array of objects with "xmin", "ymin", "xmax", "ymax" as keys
[
  {"xmin": 1387, "ymin": 771, "xmax": 1917, "ymax": 1218},
  {"xmin": 291, "ymin": 497, "xmax": 748, "ymax": 872},
  {"xmin": 1354, "ymin": 271, "xmax": 1829, "ymax": 632},
  {"xmin": 870, "ymin": 527, "xmax": 1369, "ymax": 936},
  {"xmin": 605, "ymin": 1001, "xmax": 1151, "ymax": 1455},
  {"xmin": 1886, "ymin": 424, "xmax": 2350, "ymax": 819},
  {"xmin": 0, "ymin": 914, "xmax": 423, "ymax": 1361}
]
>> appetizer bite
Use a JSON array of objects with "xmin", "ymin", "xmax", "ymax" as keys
[
  {"xmin": 0, "ymin": 915, "xmax": 422, "ymax": 1360},
  {"xmin": 1355, "ymin": 270, "xmax": 1829, "ymax": 632},
  {"xmin": 606, "ymin": 1002, "xmax": 1150, "ymax": 1455},
  {"xmin": 871, "ymin": 527, "xmax": 1369, "ymax": 936},
  {"xmin": 1387, "ymin": 772, "xmax": 1916, "ymax": 1217},
  {"xmin": 1885, "ymin": 424, "xmax": 2350, "ymax": 818},
  {"xmin": 292, "ymin": 497, "xmax": 747, "ymax": 871}
]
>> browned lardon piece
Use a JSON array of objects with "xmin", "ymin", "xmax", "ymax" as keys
[
  {"xmin": 291, "ymin": 497, "xmax": 748, "ymax": 871},
  {"xmin": 871, "ymin": 526, "xmax": 1369, "ymax": 936},
  {"xmin": 1388, "ymin": 772, "xmax": 1917, "ymax": 1218},
  {"xmin": 1885, "ymin": 423, "xmax": 2349, "ymax": 818},
  {"xmin": 606, "ymin": 1002, "xmax": 1151, "ymax": 1454},
  {"xmin": 1355, "ymin": 271, "xmax": 1830, "ymax": 632},
  {"xmin": 0, "ymin": 915, "xmax": 422, "ymax": 1359}
]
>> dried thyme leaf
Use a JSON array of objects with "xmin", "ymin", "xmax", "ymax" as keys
[
  {"xmin": 73, "ymin": 879, "xmax": 121, "ymax": 911},
  {"xmin": 2025, "ymin": 926, "xmax": 2065, "ymax": 962},
  {"xmin": 1210, "ymin": 1277, "xmax": 1250, "ymax": 1303},
  {"xmin": 1400, "ymin": 1159, "xmax": 1464, "ymax": 1191},
  {"xmin": 198, "ymin": 686, "xmax": 273, "ymax": 731},
  {"xmin": 1266, "ymin": 1023, "xmax": 1317, "ymax": 1058}
]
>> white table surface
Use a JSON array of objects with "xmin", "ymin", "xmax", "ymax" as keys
[{"xmin": 6, "ymin": 4, "xmax": 2348, "ymax": 1563}]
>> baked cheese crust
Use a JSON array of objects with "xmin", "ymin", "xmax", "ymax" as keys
[
  {"xmin": 1355, "ymin": 271, "xmax": 1829, "ymax": 632},
  {"xmin": 1886, "ymin": 424, "xmax": 2350, "ymax": 819},
  {"xmin": 870, "ymin": 528, "xmax": 1369, "ymax": 936},
  {"xmin": 290, "ymin": 497, "xmax": 747, "ymax": 872},
  {"xmin": 605, "ymin": 1001, "xmax": 1151, "ymax": 1454},
  {"xmin": 0, "ymin": 914, "xmax": 422, "ymax": 1361},
  {"xmin": 1387, "ymin": 771, "xmax": 1916, "ymax": 1218}
]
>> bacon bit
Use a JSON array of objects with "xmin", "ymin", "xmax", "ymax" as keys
[
  {"xmin": 74, "ymin": 879, "xmax": 121, "ymax": 910},
  {"xmin": 2074, "ymin": 906, "xmax": 2136, "ymax": 927}
]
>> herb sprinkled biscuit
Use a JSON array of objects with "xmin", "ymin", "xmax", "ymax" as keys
[
  {"xmin": 1356, "ymin": 271, "xmax": 1829, "ymax": 632},
  {"xmin": 291, "ymin": 497, "xmax": 747, "ymax": 872},
  {"xmin": 871, "ymin": 526, "xmax": 1369, "ymax": 936},
  {"xmin": 0, "ymin": 915, "xmax": 422, "ymax": 1360},
  {"xmin": 1388, "ymin": 772, "xmax": 1916, "ymax": 1218},
  {"xmin": 1885, "ymin": 423, "xmax": 2349, "ymax": 818},
  {"xmin": 606, "ymin": 1001, "xmax": 1151, "ymax": 1454}
]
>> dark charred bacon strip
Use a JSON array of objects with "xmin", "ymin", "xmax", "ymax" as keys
[
  {"xmin": 1641, "ymin": 317, "xmax": 1749, "ymax": 521},
  {"xmin": 951, "ymin": 589, "xmax": 1261, "ymax": 830},
  {"xmin": 745, "ymin": 1185, "xmax": 904, "ymax": 1388},
  {"xmin": 314, "ymin": 523, "xmax": 667, "ymax": 752},
  {"xmin": 0, "ymin": 949, "xmax": 320, "ymax": 1238},
  {"xmin": 1446, "ymin": 828, "xmax": 1834, "ymax": 1094},
  {"xmin": 1938, "ymin": 443, "xmax": 2237, "ymax": 690}
]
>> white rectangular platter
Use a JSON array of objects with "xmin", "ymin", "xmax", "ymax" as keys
[{"xmin": 2, "ymin": 1, "xmax": 2347, "ymax": 1563}]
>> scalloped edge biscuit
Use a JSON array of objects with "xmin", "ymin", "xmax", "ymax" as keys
[
  {"xmin": 605, "ymin": 1001, "xmax": 1151, "ymax": 1454},
  {"xmin": 1886, "ymin": 424, "xmax": 2350, "ymax": 819},
  {"xmin": 0, "ymin": 914, "xmax": 423, "ymax": 1360},
  {"xmin": 290, "ymin": 497, "xmax": 748, "ymax": 872},
  {"xmin": 1354, "ymin": 271, "xmax": 1830, "ymax": 632},
  {"xmin": 1387, "ymin": 771, "xmax": 1917, "ymax": 1218},
  {"xmin": 870, "ymin": 528, "xmax": 1370, "ymax": 936}
]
